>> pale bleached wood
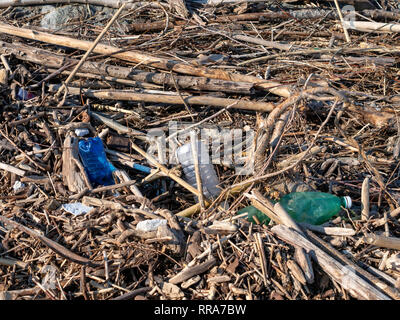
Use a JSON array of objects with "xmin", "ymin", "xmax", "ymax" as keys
[
  {"xmin": 0, "ymin": 161, "xmax": 26, "ymax": 176},
  {"xmin": 48, "ymin": 85, "xmax": 275, "ymax": 112},
  {"xmin": 0, "ymin": 0, "xmax": 158, "ymax": 9},
  {"xmin": 334, "ymin": 0, "xmax": 351, "ymax": 43},
  {"xmin": 272, "ymin": 224, "xmax": 390, "ymax": 300},
  {"xmin": 344, "ymin": 21, "xmax": 400, "ymax": 33},
  {"xmin": 298, "ymin": 223, "xmax": 356, "ymax": 236},
  {"xmin": 363, "ymin": 233, "xmax": 400, "ymax": 251},
  {"xmin": 169, "ymin": 257, "xmax": 216, "ymax": 285},
  {"xmin": 361, "ymin": 177, "xmax": 370, "ymax": 220},
  {"xmin": 61, "ymin": 135, "xmax": 92, "ymax": 193},
  {"xmin": 373, "ymin": 207, "xmax": 400, "ymax": 227}
]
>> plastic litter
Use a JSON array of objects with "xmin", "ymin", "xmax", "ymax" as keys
[
  {"xmin": 75, "ymin": 128, "xmax": 90, "ymax": 137},
  {"xmin": 136, "ymin": 219, "xmax": 167, "ymax": 232},
  {"xmin": 33, "ymin": 144, "xmax": 42, "ymax": 158},
  {"xmin": 176, "ymin": 140, "xmax": 220, "ymax": 199},
  {"xmin": 13, "ymin": 181, "xmax": 25, "ymax": 193},
  {"xmin": 62, "ymin": 202, "xmax": 94, "ymax": 216},
  {"xmin": 132, "ymin": 163, "xmax": 151, "ymax": 174},
  {"xmin": 17, "ymin": 88, "xmax": 35, "ymax": 101},
  {"xmin": 78, "ymin": 137, "xmax": 116, "ymax": 186},
  {"xmin": 238, "ymin": 192, "xmax": 352, "ymax": 226}
]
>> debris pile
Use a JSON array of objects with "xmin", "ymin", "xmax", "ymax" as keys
[{"xmin": 1, "ymin": 0, "xmax": 400, "ymax": 300}]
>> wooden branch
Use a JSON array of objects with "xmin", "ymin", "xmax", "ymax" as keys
[
  {"xmin": 190, "ymin": 133, "xmax": 205, "ymax": 209},
  {"xmin": 255, "ymin": 232, "xmax": 269, "ymax": 286},
  {"xmin": 233, "ymin": 34, "xmax": 296, "ymax": 51},
  {"xmin": 0, "ymin": 215, "xmax": 101, "ymax": 268},
  {"xmin": 304, "ymin": 229, "xmax": 400, "ymax": 300},
  {"xmin": 47, "ymin": 85, "xmax": 275, "ymax": 112},
  {"xmin": 0, "ymin": 41, "xmax": 254, "ymax": 95},
  {"xmin": 0, "ymin": 23, "xmax": 291, "ymax": 97},
  {"xmin": 156, "ymin": 209, "xmax": 186, "ymax": 256},
  {"xmin": 56, "ymin": 2, "xmax": 127, "ymax": 97},
  {"xmin": 0, "ymin": 161, "xmax": 26, "ymax": 177},
  {"xmin": 0, "ymin": 257, "xmax": 28, "ymax": 269},
  {"xmin": 363, "ymin": 233, "xmax": 400, "ymax": 251},
  {"xmin": 62, "ymin": 134, "xmax": 92, "ymax": 193},
  {"xmin": 361, "ymin": 177, "xmax": 370, "ymax": 221},
  {"xmin": 169, "ymin": 257, "xmax": 216, "ymax": 284},
  {"xmin": 249, "ymin": 190, "xmax": 315, "ymax": 284},
  {"xmin": 0, "ymin": 0, "xmax": 159, "ymax": 9},
  {"xmin": 373, "ymin": 207, "xmax": 400, "ymax": 227},
  {"xmin": 272, "ymin": 224, "xmax": 390, "ymax": 300},
  {"xmin": 298, "ymin": 223, "xmax": 356, "ymax": 236},
  {"xmin": 344, "ymin": 21, "xmax": 400, "ymax": 33},
  {"xmin": 334, "ymin": 0, "xmax": 351, "ymax": 43},
  {"xmin": 111, "ymin": 287, "xmax": 152, "ymax": 300}
]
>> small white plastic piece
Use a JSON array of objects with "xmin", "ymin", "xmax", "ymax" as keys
[
  {"xmin": 343, "ymin": 196, "xmax": 352, "ymax": 209},
  {"xmin": 136, "ymin": 219, "xmax": 167, "ymax": 232},
  {"xmin": 75, "ymin": 128, "xmax": 90, "ymax": 137},
  {"xmin": 13, "ymin": 181, "xmax": 25, "ymax": 193},
  {"xmin": 62, "ymin": 203, "xmax": 93, "ymax": 216}
]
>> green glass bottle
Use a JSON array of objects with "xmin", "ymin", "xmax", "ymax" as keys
[
  {"xmin": 238, "ymin": 205, "xmax": 271, "ymax": 225},
  {"xmin": 238, "ymin": 192, "xmax": 352, "ymax": 226}
]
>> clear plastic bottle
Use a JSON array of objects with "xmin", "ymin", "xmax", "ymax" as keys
[
  {"xmin": 78, "ymin": 137, "xmax": 116, "ymax": 186},
  {"xmin": 238, "ymin": 192, "xmax": 352, "ymax": 225},
  {"xmin": 176, "ymin": 140, "xmax": 221, "ymax": 199}
]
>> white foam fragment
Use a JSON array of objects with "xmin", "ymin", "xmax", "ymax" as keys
[
  {"xmin": 13, "ymin": 181, "xmax": 25, "ymax": 193},
  {"xmin": 136, "ymin": 219, "xmax": 167, "ymax": 232},
  {"xmin": 75, "ymin": 128, "xmax": 90, "ymax": 137},
  {"xmin": 62, "ymin": 203, "xmax": 93, "ymax": 216}
]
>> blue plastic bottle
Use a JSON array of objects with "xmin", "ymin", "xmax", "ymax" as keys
[{"xmin": 78, "ymin": 137, "xmax": 116, "ymax": 186}]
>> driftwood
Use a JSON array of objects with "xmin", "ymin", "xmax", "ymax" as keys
[
  {"xmin": 361, "ymin": 177, "xmax": 370, "ymax": 221},
  {"xmin": 61, "ymin": 134, "xmax": 92, "ymax": 193},
  {"xmin": 363, "ymin": 233, "xmax": 400, "ymax": 251},
  {"xmin": 0, "ymin": 215, "xmax": 101, "ymax": 268},
  {"xmin": 250, "ymin": 190, "xmax": 315, "ymax": 284},
  {"xmin": 272, "ymin": 224, "xmax": 390, "ymax": 300},
  {"xmin": 0, "ymin": 23, "xmax": 291, "ymax": 97},
  {"xmin": 0, "ymin": 0, "xmax": 161, "ymax": 9},
  {"xmin": 56, "ymin": 1, "xmax": 127, "ymax": 98},
  {"xmin": 48, "ymin": 85, "xmax": 275, "ymax": 112},
  {"xmin": 373, "ymin": 207, "xmax": 400, "ymax": 227},
  {"xmin": 344, "ymin": 21, "xmax": 400, "ymax": 33},
  {"xmin": 0, "ymin": 41, "xmax": 254, "ymax": 95},
  {"xmin": 169, "ymin": 257, "xmax": 217, "ymax": 284},
  {"xmin": 0, "ymin": 161, "xmax": 26, "ymax": 177},
  {"xmin": 298, "ymin": 223, "xmax": 356, "ymax": 236},
  {"xmin": 1, "ymin": 0, "xmax": 400, "ymax": 301}
]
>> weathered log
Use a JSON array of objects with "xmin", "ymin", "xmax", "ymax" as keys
[
  {"xmin": 344, "ymin": 21, "xmax": 400, "ymax": 33},
  {"xmin": 272, "ymin": 224, "xmax": 390, "ymax": 300},
  {"xmin": 169, "ymin": 257, "xmax": 216, "ymax": 284},
  {"xmin": 0, "ymin": 41, "xmax": 254, "ymax": 95},
  {"xmin": 48, "ymin": 84, "xmax": 275, "ymax": 112},
  {"xmin": 363, "ymin": 233, "xmax": 400, "ymax": 251},
  {"xmin": 0, "ymin": 23, "xmax": 291, "ymax": 97},
  {"xmin": 62, "ymin": 134, "xmax": 92, "ymax": 193},
  {"xmin": 0, "ymin": 0, "xmax": 160, "ymax": 9}
]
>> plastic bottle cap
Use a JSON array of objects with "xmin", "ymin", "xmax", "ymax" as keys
[{"xmin": 343, "ymin": 196, "xmax": 352, "ymax": 209}]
